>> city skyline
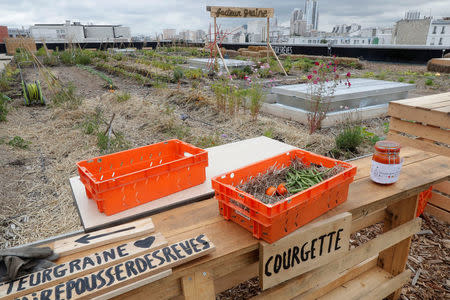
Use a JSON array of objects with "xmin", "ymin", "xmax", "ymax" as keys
[{"xmin": 1, "ymin": 0, "xmax": 450, "ymax": 35}]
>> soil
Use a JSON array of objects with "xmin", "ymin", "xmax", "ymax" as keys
[{"xmin": 0, "ymin": 50, "xmax": 448, "ymax": 299}]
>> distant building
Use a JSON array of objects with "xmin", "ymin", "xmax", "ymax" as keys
[
  {"xmin": 290, "ymin": 8, "xmax": 305, "ymax": 36},
  {"xmin": 247, "ymin": 20, "xmax": 267, "ymax": 42},
  {"xmin": 30, "ymin": 20, "xmax": 131, "ymax": 43},
  {"xmin": 7, "ymin": 27, "xmax": 30, "ymax": 38},
  {"xmin": 392, "ymin": 18, "xmax": 432, "ymax": 45},
  {"xmin": 304, "ymin": 0, "xmax": 319, "ymax": 31},
  {"xmin": 427, "ymin": 18, "xmax": 450, "ymax": 46},
  {"xmin": 162, "ymin": 29, "xmax": 176, "ymax": 40},
  {"xmin": 405, "ymin": 10, "xmax": 421, "ymax": 20},
  {"xmin": 331, "ymin": 24, "xmax": 361, "ymax": 36},
  {"xmin": 0, "ymin": 26, "xmax": 7, "ymax": 42}
]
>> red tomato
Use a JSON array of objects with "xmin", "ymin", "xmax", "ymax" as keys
[
  {"xmin": 265, "ymin": 186, "xmax": 277, "ymax": 196},
  {"xmin": 277, "ymin": 183, "xmax": 288, "ymax": 196}
]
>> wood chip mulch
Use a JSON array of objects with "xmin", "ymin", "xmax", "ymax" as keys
[{"xmin": 216, "ymin": 213, "xmax": 449, "ymax": 300}]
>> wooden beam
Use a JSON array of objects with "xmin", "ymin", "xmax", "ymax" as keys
[
  {"xmin": 387, "ymin": 132, "xmax": 450, "ymax": 158},
  {"xmin": 389, "ymin": 117, "xmax": 450, "ymax": 146},
  {"xmin": 252, "ymin": 218, "xmax": 421, "ymax": 299},
  {"xmin": 429, "ymin": 191, "xmax": 450, "ymax": 211},
  {"xmin": 215, "ymin": 42, "xmax": 232, "ymax": 79},
  {"xmin": 433, "ymin": 181, "xmax": 450, "ymax": 195},
  {"xmin": 52, "ymin": 218, "xmax": 155, "ymax": 257},
  {"xmin": 388, "ymin": 102, "xmax": 450, "ymax": 129},
  {"xmin": 424, "ymin": 203, "xmax": 450, "ymax": 223},
  {"xmin": 359, "ymin": 269, "xmax": 411, "ymax": 300},
  {"xmin": 351, "ymin": 207, "xmax": 385, "ymax": 233},
  {"xmin": 377, "ymin": 195, "xmax": 418, "ymax": 300},
  {"xmin": 182, "ymin": 270, "xmax": 215, "ymax": 300},
  {"xmin": 268, "ymin": 43, "xmax": 287, "ymax": 76}
]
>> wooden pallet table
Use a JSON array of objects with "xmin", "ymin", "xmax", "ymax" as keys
[
  {"xmin": 388, "ymin": 93, "xmax": 450, "ymax": 223},
  {"xmin": 25, "ymin": 146, "xmax": 444, "ymax": 300},
  {"xmin": 5, "ymin": 147, "xmax": 448, "ymax": 300}
]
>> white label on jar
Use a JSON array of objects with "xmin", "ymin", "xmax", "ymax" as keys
[{"xmin": 370, "ymin": 160, "xmax": 403, "ymax": 184}]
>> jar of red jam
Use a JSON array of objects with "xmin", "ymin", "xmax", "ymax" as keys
[{"xmin": 370, "ymin": 140, "xmax": 402, "ymax": 184}]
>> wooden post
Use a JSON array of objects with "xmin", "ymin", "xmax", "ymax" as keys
[
  {"xmin": 216, "ymin": 43, "xmax": 232, "ymax": 80},
  {"xmin": 377, "ymin": 195, "xmax": 419, "ymax": 300},
  {"xmin": 268, "ymin": 43, "xmax": 288, "ymax": 76},
  {"xmin": 213, "ymin": 17, "xmax": 217, "ymax": 68},
  {"xmin": 266, "ymin": 17, "xmax": 270, "ymax": 61},
  {"xmin": 182, "ymin": 271, "xmax": 215, "ymax": 300}
]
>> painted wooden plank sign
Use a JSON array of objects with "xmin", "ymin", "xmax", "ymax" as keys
[
  {"xmin": 207, "ymin": 6, "xmax": 274, "ymax": 18},
  {"xmin": 0, "ymin": 233, "xmax": 166, "ymax": 299},
  {"xmin": 259, "ymin": 213, "xmax": 352, "ymax": 290},
  {"xmin": 15, "ymin": 234, "xmax": 214, "ymax": 300},
  {"xmin": 52, "ymin": 218, "xmax": 155, "ymax": 256}
]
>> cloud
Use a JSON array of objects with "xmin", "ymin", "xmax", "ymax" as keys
[{"xmin": 1, "ymin": 0, "xmax": 449, "ymax": 35}]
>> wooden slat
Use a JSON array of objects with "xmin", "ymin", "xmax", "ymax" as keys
[
  {"xmin": 424, "ymin": 100, "xmax": 450, "ymax": 109},
  {"xmin": 359, "ymin": 269, "xmax": 411, "ymax": 300},
  {"xmin": 293, "ymin": 257, "xmax": 378, "ymax": 300},
  {"xmin": 377, "ymin": 195, "xmax": 417, "ymax": 300},
  {"xmin": 435, "ymin": 105, "xmax": 450, "ymax": 113},
  {"xmin": 387, "ymin": 132, "xmax": 450, "ymax": 157},
  {"xmin": 351, "ymin": 208, "xmax": 385, "ymax": 233},
  {"xmin": 252, "ymin": 218, "xmax": 421, "ymax": 299},
  {"xmin": 92, "ymin": 270, "xmax": 172, "ymax": 300},
  {"xmin": 425, "ymin": 203, "xmax": 450, "ymax": 223},
  {"xmin": 429, "ymin": 191, "xmax": 450, "ymax": 211},
  {"xmin": 181, "ymin": 270, "xmax": 215, "ymax": 300},
  {"xmin": 388, "ymin": 102, "xmax": 450, "ymax": 129},
  {"xmin": 317, "ymin": 266, "xmax": 395, "ymax": 300},
  {"xmin": 434, "ymin": 181, "xmax": 450, "ymax": 195},
  {"xmin": 214, "ymin": 262, "xmax": 258, "ymax": 294},
  {"xmin": 391, "ymin": 93, "xmax": 450, "ymax": 106},
  {"xmin": 52, "ymin": 218, "xmax": 155, "ymax": 256},
  {"xmin": 390, "ymin": 117, "xmax": 450, "ymax": 145}
]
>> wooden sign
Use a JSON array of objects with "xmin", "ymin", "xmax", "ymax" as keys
[
  {"xmin": 15, "ymin": 234, "xmax": 215, "ymax": 300},
  {"xmin": 52, "ymin": 218, "xmax": 155, "ymax": 256},
  {"xmin": 207, "ymin": 6, "xmax": 274, "ymax": 18},
  {"xmin": 259, "ymin": 213, "xmax": 352, "ymax": 290},
  {"xmin": 0, "ymin": 233, "xmax": 166, "ymax": 299}
]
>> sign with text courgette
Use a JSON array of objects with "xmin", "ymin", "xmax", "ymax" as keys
[
  {"xmin": 259, "ymin": 213, "xmax": 351, "ymax": 290},
  {"xmin": 14, "ymin": 234, "xmax": 214, "ymax": 300}
]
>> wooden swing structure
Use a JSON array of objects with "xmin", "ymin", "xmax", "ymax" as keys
[{"xmin": 206, "ymin": 6, "xmax": 288, "ymax": 78}]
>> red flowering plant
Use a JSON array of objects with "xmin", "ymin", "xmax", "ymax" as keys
[{"xmin": 306, "ymin": 56, "xmax": 351, "ymax": 133}]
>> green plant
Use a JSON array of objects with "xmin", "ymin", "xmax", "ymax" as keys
[
  {"xmin": 77, "ymin": 65, "xmax": 115, "ymax": 89},
  {"xmin": 361, "ymin": 127, "xmax": 381, "ymax": 145},
  {"xmin": 293, "ymin": 58, "xmax": 314, "ymax": 72},
  {"xmin": 184, "ymin": 68, "xmax": 203, "ymax": 80},
  {"xmin": 248, "ymin": 84, "xmax": 265, "ymax": 121},
  {"xmin": 398, "ymin": 77, "xmax": 404, "ymax": 82},
  {"xmin": 335, "ymin": 126, "xmax": 364, "ymax": 152},
  {"xmin": 408, "ymin": 79, "xmax": 415, "ymax": 84},
  {"xmin": 97, "ymin": 131, "xmax": 129, "ymax": 153},
  {"xmin": 59, "ymin": 50, "xmax": 74, "ymax": 65},
  {"xmin": 81, "ymin": 108, "xmax": 104, "ymax": 135},
  {"xmin": 14, "ymin": 48, "xmax": 32, "ymax": 65},
  {"xmin": 425, "ymin": 78, "xmax": 433, "ymax": 86},
  {"xmin": 115, "ymin": 91, "xmax": 131, "ymax": 102},
  {"xmin": 362, "ymin": 71, "xmax": 375, "ymax": 78},
  {"xmin": 383, "ymin": 122, "xmax": 390, "ymax": 134},
  {"xmin": 173, "ymin": 67, "xmax": 184, "ymax": 84},
  {"xmin": 263, "ymin": 128, "xmax": 274, "ymax": 139},
  {"xmin": 375, "ymin": 72, "xmax": 386, "ymax": 80},
  {"xmin": 43, "ymin": 55, "xmax": 59, "ymax": 66},
  {"xmin": 74, "ymin": 52, "xmax": 91, "ymax": 65},
  {"xmin": 52, "ymin": 82, "xmax": 82, "ymax": 109},
  {"xmin": 0, "ymin": 92, "xmax": 10, "ymax": 121},
  {"xmin": 195, "ymin": 134, "xmax": 222, "ymax": 148},
  {"xmin": 8, "ymin": 136, "xmax": 31, "ymax": 149},
  {"xmin": 36, "ymin": 47, "xmax": 47, "ymax": 56}
]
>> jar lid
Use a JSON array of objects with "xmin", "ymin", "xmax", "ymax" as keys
[{"xmin": 375, "ymin": 140, "xmax": 400, "ymax": 153}]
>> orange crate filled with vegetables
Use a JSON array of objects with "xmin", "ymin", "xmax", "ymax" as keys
[{"xmin": 212, "ymin": 149, "xmax": 356, "ymax": 243}]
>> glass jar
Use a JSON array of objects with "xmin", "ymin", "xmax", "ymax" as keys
[{"xmin": 370, "ymin": 140, "xmax": 402, "ymax": 184}]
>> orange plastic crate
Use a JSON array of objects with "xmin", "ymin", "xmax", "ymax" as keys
[
  {"xmin": 211, "ymin": 149, "xmax": 357, "ymax": 243},
  {"xmin": 77, "ymin": 139, "xmax": 208, "ymax": 215}
]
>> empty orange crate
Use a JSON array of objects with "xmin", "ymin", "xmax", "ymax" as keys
[
  {"xmin": 211, "ymin": 149, "xmax": 356, "ymax": 243},
  {"xmin": 77, "ymin": 139, "xmax": 208, "ymax": 215}
]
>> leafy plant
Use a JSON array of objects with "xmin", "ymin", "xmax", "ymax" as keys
[
  {"xmin": 408, "ymin": 79, "xmax": 415, "ymax": 84},
  {"xmin": 375, "ymin": 72, "xmax": 386, "ymax": 80},
  {"xmin": 52, "ymin": 82, "xmax": 82, "ymax": 109},
  {"xmin": 184, "ymin": 68, "xmax": 204, "ymax": 80},
  {"xmin": 8, "ymin": 136, "xmax": 31, "ymax": 149},
  {"xmin": 248, "ymin": 84, "xmax": 265, "ymax": 121},
  {"xmin": 59, "ymin": 50, "xmax": 74, "ymax": 65},
  {"xmin": 335, "ymin": 126, "xmax": 364, "ymax": 153},
  {"xmin": 425, "ymin": 78, "xmax": 433, "ymax": 86},
  {"xmin": 195, "ymin": 134, "xmax": 222, "ymax": 148},
  {"xmin": 0, "ymin": 92, "xmax": 10, "ymax": 121},
  {"xmin": 263, "ymin": 128, "xmax": 274, "ymax": 139},
  {"xmin": 77, "ymin": 65, "xmax": 116, "ymax": 89},
  {"xmin": 398, "ymin": 77, "xmax": 404, "ymax": 82},
  {"xmin": 36, "ymin": 47, "xmax": 47, "ymax": 56},
  {"xmin": 362, "ymin": 71, "xmax": 375, "ymax": 78},
  {"xmin": 81, "ymin": 108, "xmax": 104, "ymax": 135},
  {"xmin": 383, "ymin": 122, "xmax": 390, "ymax": 134},
  {"xmin": 43, "ymin": 54, "xmax": 59, "ymax": 66},
  {"xmin": 97, "ymin": 131, "xmax": 129, "ymax": 153},
  {"xmin": 173, "ymin": 67, "xmax": 184, "ymax": 84},
  {"xmin": 361, "ymin": 127, "xmax": 381, "ymax": 145},
  {"xmin": 115, "ymin": 91, "xmax": 131, "ymax": 102}
]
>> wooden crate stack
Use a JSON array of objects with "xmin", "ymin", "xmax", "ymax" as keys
[
  {"xmin": 5, "ymin": 38, "xmax": 36, "ymax": 55},
  {"xmin": 237, "ymin": 46, "xmax": 273, "ymax": 58},
  {"xmin": 388, "ymin": 93, "xmax": 450, "ymax": 223}
]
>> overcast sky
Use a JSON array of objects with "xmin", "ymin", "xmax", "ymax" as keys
[{"xmin": 1, "ymin": 0, "xmax": 449, "ymax": 35}]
